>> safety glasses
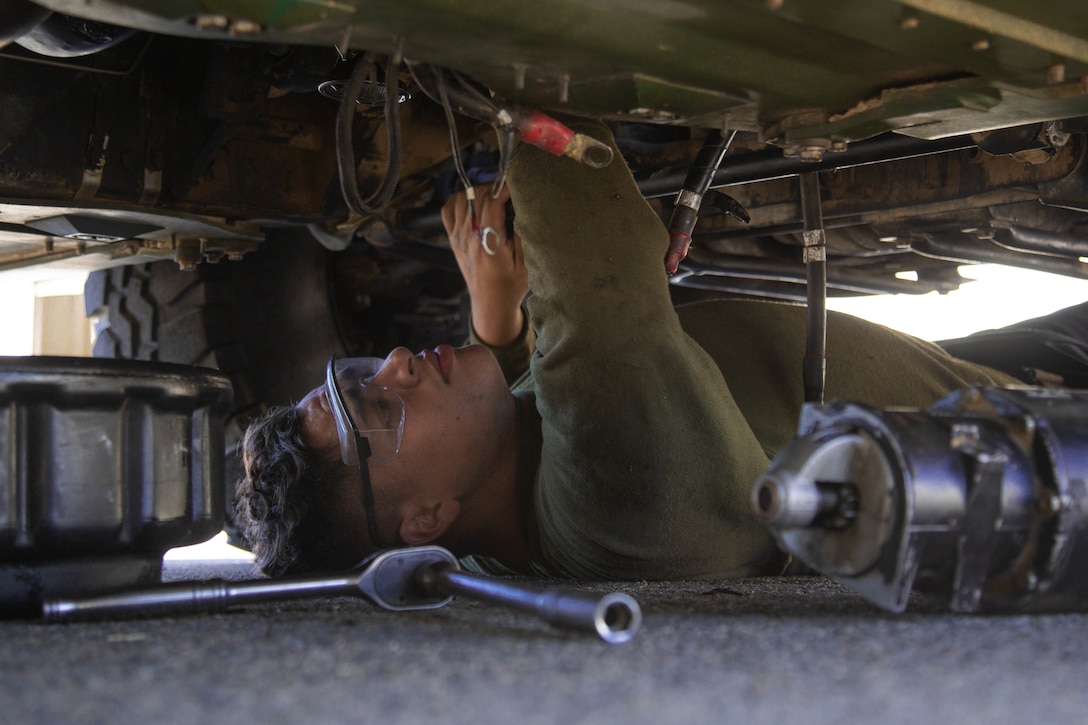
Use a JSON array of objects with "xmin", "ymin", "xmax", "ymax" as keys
[{"xmin": 325, "ymin": 355, "xmax": 406, "ymax": 548}]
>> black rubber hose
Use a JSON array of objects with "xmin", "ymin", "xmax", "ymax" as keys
[
  {"xmin": 664, "ymin": 129, "xmax": 737, "ymax": 274},
  {"xmin": 337, "ymin": 54, "xmax": 403, "ymax": 216}
]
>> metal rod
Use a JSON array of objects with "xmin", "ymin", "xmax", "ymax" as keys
[
  {"xmin": 417, "ymin": 565, "xmax": 642, "ymax": 644},
  {"xmin": 639, "ymin": 132, "xmax": 978, "ymax": 198},
  {"xmin": 42, "ymin": 574, "xmax": 361, "ymax": 621},
  {"xmin": 913, "ymin": 234, "xmax": 1088, "ymax": 278},
  {"xmin": 0, "ymin": 239, "xmax": 136, "ymax": 273},
  {"xmin": 799, "ymin": 172, "xmax": 827, "ymax": 404},
  {"xmin": 993, "ymin": 225, "xmax": 1088, "ymax": 257},
  {"xmin": 397, "ymin": 133, "xmax": 980, "ymax": 238}
]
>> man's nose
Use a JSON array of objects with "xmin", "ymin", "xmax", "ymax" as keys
[{"xmin": 371, "ymin": 347, "xmax": 418, "ymax": 389}]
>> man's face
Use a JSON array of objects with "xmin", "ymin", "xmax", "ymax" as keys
[{"xmin": 296, "ymin": 343, "xmax": 514, "ymax": 547}]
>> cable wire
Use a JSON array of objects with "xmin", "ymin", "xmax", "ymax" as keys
[{"xmin": 336, "ymin": 49, "xmax": 403, "ymax": 216}]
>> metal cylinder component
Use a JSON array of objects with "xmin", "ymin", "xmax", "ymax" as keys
[
  {"xmin": 755, "ymin": 428, "xmax": 896, "ymax": 578},
  {"xmin": 754, "ymin": 432, "xmax": 871, "ymax": 529},
  {"xmin": 755, "ymin": 387, "xmax": 1081, "ymax": 613},
  {"xmin": 1, "ymin": 356, "xmax": 233, "ymax": 617},
  {"xmin": 992, "ymin": 225, "xmax": 1088, "ymax": 257}
]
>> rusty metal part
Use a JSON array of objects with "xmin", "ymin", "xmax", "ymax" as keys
[
  {"xmin": 0, "ymin": 200, "xmax": 263, "ymax": 272},
  {"xmin": 755, "ymin": 387, "xmax": 1088, "ymax": 613},
  {"xmin": 638, "ymin": 132, "xmax": 979, "ymax": 199}
]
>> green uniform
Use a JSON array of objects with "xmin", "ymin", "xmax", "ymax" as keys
[{"xmin": 466, "ymin": 121, "xmax": 1015, "ymax": 581}]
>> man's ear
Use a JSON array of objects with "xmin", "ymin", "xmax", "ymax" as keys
[{"xmin": 400, "ymin": 499, "xmax": 461, "ymax": 546}]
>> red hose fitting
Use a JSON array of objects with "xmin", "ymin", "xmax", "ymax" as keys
[{"xmin": 514, "ymin": 109, "xmax": 614, "ymax": 168}]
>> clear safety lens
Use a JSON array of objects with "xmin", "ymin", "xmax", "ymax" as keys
[{"xmin": 325, "ymin": 356, "xmax": 405, "ymax": 466}]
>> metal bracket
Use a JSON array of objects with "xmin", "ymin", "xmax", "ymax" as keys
[{"xmin": 950, "ymin": 439, "xmax": 1008, "ymax": 612}]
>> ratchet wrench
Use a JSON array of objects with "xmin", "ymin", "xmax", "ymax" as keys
[{"xmin": 42, "ymin": 545, "xmax": 641, "ymax": 644}]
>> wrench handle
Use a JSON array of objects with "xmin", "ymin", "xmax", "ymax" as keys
[{"xmin": 42, "ymin": 575, "xmax": 358, "ymax": 622}]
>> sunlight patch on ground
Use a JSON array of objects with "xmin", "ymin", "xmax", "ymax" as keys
[{"xmin": 164, "ymin": 531, "xmax": 256, "ymax": 562}]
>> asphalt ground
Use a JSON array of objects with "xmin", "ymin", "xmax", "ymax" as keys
[{"xmin": 3, "ymin": 559, "xmax": 1087, "ymax": 724}]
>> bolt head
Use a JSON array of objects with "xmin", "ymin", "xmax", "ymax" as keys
[
  {"xmin": 229, "ymin": 19, "xmax": 262, "ymax": 35},
  {"xmin": 194, "ymin": 14, "xmax": 229, "ymax": 30},
  {"xmin": 1024, "ymin": 571, "xmax": 1039, "ymax": 591}
]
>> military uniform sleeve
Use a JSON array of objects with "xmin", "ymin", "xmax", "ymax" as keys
[{"xmin": 506, "ymin": 120, "xmax": 777, "ymax": 580}]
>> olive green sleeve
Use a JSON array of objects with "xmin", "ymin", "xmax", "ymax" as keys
[{"xmin": 506, "ymin": 121, "xmax": 776, "ymax": 580}]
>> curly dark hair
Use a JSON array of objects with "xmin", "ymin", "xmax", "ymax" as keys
[{"xmin": 234, "ymin": 406, "xmax": 361, "ymax": 576}]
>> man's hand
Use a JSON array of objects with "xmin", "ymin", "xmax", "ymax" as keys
[{"xmin": 442, "ymin": 184, "xmax": 529, "ymax": 347}]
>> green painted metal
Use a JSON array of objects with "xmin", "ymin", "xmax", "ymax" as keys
[{"xmin": 31, "ymin": 0, "xmax": 1088, "ymax": 141}]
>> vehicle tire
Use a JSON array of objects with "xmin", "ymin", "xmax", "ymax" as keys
[{"xmin": 84, "ymin": 230, "xmax": 348, "ymax": 548}]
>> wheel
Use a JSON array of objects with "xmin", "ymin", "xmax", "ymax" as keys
[{"xmin": 85, "ymin": 231, "xmax": 346, "ymax": 547}]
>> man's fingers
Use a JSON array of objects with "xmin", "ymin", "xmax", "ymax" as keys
[
  {"xmin": 479, "ymin": 185, "xmax": 510, "ymax": 231},
  {"xmin": 442, "ymin": 184, "xmax": 513, "ymax": 267}
]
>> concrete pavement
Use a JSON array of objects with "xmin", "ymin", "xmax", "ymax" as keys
[{"xmin": 2, "ymin": 559, "xmax": 1086, "ymax": 724}]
